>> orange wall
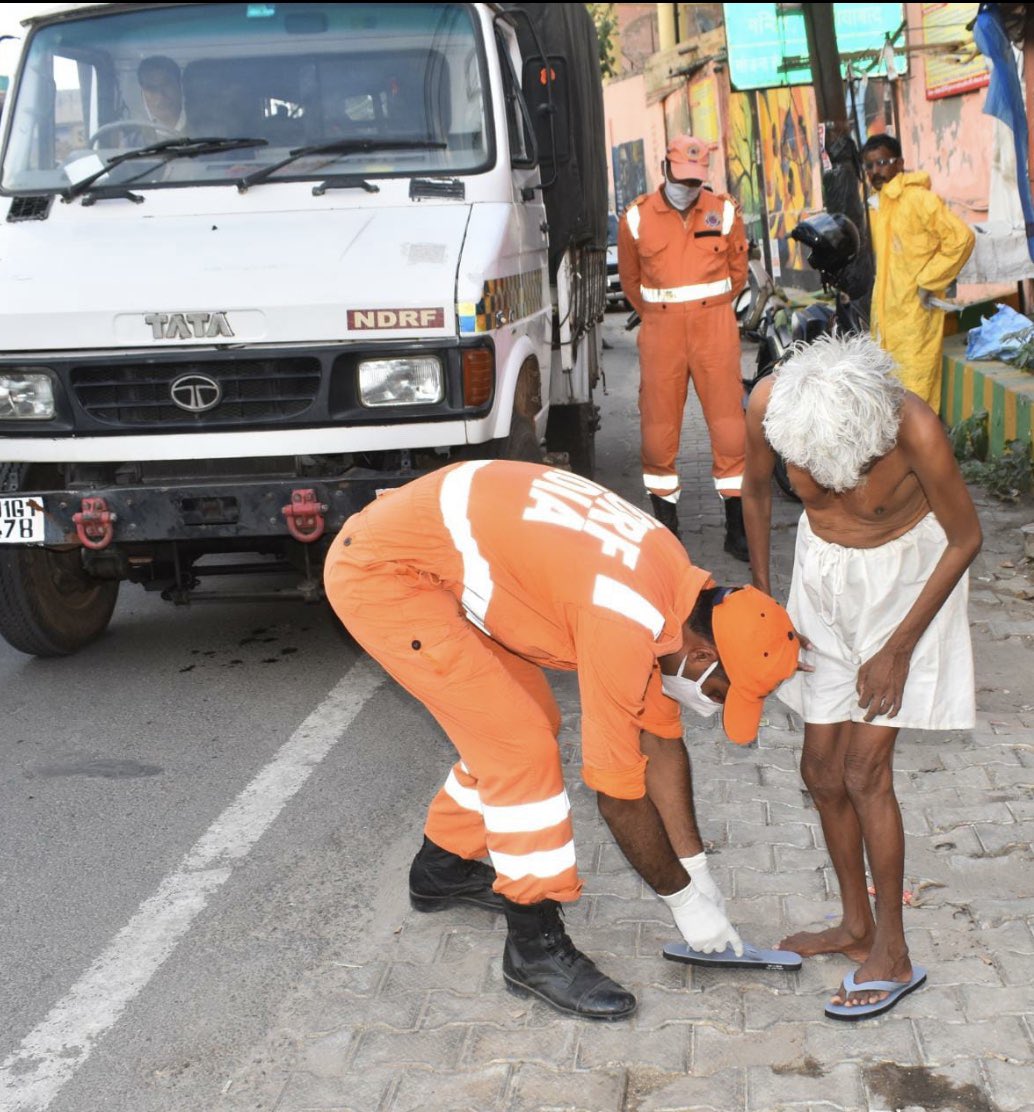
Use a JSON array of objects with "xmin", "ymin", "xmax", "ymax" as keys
[
  {"xmin": 603, "ymin": 72, "xmax": 667, "ymax": 213},
  {"xmin": 896, "ymin": 2, "xmax": 991, "ymax": 225}
]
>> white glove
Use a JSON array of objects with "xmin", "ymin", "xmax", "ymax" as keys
[
  {"xmin": 681, "ymin": 852, "xmax": 726, "ymax": 916},
  {"xmin": 660, "ymin": 881, "xmax": 744, "ymax": 956}
]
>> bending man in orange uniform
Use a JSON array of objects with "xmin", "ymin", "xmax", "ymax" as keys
[
  {"xmin": 618, "ymin": 134, "xmax": 750, "ymax": 560},
  {"xmin": 325, "ymin": 460, "xmax": 799, "ymax": 1020}
]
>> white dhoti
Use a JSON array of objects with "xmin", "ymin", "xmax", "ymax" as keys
[{"xmin": 777, "ymin": 512, "xmax": 975, "ymax": 730}]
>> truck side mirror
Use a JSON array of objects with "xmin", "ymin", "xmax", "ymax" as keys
[{"xmin": 521, "ymin": 56, "xmax": 570, "ymax": 178}]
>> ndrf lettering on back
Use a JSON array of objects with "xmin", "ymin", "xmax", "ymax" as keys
[{"xmin": 522, "ymin": 470, "xmax": 660, "ymax": 569}]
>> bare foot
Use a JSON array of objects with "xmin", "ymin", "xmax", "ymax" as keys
[
  {"xmin": 830, "ymin": 952, "xmax": 912, "ymax": 1009},
  {"xmin": 776, "ymin": 925, "xmax": 872, "ymax": 961}
]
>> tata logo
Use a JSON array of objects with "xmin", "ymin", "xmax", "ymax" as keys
[
  {"xmin": 170, "ymin": 373, "xmax": 222, "ymax": 413},
  {"xmin": 144, "ymin": 312, "xmax": 235, "ymax": 340},
  {"xmin": 347, "ymin": 308, "xmax": 445, "ymax": 330}
]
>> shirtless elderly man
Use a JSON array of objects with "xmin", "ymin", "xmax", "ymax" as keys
[{"xmin": 742, "ymin": 333, "xmax": 981, "ymax": 1020}]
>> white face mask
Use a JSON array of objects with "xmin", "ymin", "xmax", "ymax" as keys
[
  {"xmin": 664, "ymin": 180, "xmax": 701, "ymax": 210},
  {"xmin": 661, "ymin": 658, "xmax": 721, "ymax": 717}
]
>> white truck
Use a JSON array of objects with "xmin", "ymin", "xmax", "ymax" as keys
[{"xmin": 0, "ymin": 1, "xmax": 608, "ymax": 655}]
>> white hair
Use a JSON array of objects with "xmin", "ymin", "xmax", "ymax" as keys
[{"xmin": 763, "ymin": 333, "xmax": 905, "ymax": 493}]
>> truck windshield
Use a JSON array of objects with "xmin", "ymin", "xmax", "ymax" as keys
[{"xmin": 1, "ymin": 2, "xmax": 491, "ymax": 194}]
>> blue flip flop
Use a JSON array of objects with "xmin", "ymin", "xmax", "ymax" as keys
[
  {"xmin": 663, "ymin": 940, "xmax": 803, "ymax": 971},
  {"xmin": 824, "ymin": 964, "xmax": 927, "ymax": 1021}
]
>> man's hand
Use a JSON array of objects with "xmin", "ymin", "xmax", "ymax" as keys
[
  {"xmin": 856, "ymin": 641, "xmax": 913, "ymax": 721},
  {"xmin": 918, "ymin": 288, "xmax": 934, "ymax": 309},
  {"xmin": 793, "ymin": 626, "xmax": 815, "ymax": 672},
  {"xmin": 680, "ymin": 852, "xmax": 725, "ymax": 915},
  {"xmin": 660, "ymin": 882, "xmax": 744, "ymax": 955}
]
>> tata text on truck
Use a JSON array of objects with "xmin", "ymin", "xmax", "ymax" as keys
[{"xmin": 0, "ymin": 2, "xmax": 608, "ymax": 655}]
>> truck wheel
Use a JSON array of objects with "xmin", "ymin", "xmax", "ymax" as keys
[
  {"xmin": 546, "ymin": 400, "xmax": 598, "ymax": 478},
  {"xmin": 0, "ymin": 546, "xmax": 119, "ymax": 657},
  {"xmin": 497, "ymin": 412, "xmax": 543, "ymax": 463}
]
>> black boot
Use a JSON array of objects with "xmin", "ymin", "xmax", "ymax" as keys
[
  {"xmin": 501, "ymin": 898, "xmax": 637, "ymax": 1020},
  {"xmin": 649, "ymin": 494, "xmax": 680, "ymax": 537},
  {"xmin": 409, "ymin": 837, "xmax": 505, "ymax": 914},
  {"xmin": 723, "ymin": 497, "xmax": 750, "ymax": 563}
]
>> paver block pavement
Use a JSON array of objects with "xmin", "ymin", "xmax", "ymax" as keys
[
  {"xmin": 635, "ymin": 1068, "xmax": 748, "ymax": 1111},
  {"xmin": 210, "ymin": 321, "xmax": 1032, "ymax": 1112},
  {"xmin": 392, "ymin": 1064, "xmax": 511, "ymax": 1112},
  {"xmin": 733, "ymin": 867, "xmax": 827, "ymax": 900},
  {"xmin": 693, "ymin": 1021, "xmax": 807, "ymax": 1074},
  {"xmin": 631, "ymin": 983, "xmax": 743, "ymax": 1029},
  {"xmin": 275, "ymin": 1068, "xmax": 398, "ymax": 1112},
  {"xmin": 746, "ymin": 1060, "xmax": 865, "ymax": 1111},
  {"xmin": 505, "ymin": 1063, "xmax": 627, "ymax": 1112},
  {"xmin": 350, "ymin": 1026, "xmax": 470, "ymax": 1071},
  {"xmin": 914, "ymin": 1014, "xmax": 1033, "ymax": 1064},
  {"xmin": 862, "ymin": 1058, "xmax": 998, "ymax": 1112},
  {"xmin": 983, "ymin": 1057, "xmax": 1034, "ymax": 1111},
  {"xmin": 465, "ymin": 1025, "xmax": 580, "ymax": 1069}
]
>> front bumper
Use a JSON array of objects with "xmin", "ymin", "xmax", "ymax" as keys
[{"xmin": 21, "ymin": 469, "xmax": 414, "ymax": 547}]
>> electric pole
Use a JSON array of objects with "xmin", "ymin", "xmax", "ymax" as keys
[{"xmin": 801, "ymin": 2, "xmax": 873, "ymax": 308}]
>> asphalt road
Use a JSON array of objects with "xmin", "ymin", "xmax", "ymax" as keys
[{"xmin": 0, "ymin": 312, "xmax": 648, "ymax": 1112}]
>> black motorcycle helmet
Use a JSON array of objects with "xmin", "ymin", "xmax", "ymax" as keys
[{"xmin": 790, "ymin": 212, "xmax": 859, "ymax": 285}]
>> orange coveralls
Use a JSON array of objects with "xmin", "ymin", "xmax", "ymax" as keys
[
  {"xmin": 618, "ymin": 187, "xmax": 749, "ymax": 503},
  {"xmin": 324, "ymin": 460, "xmax": 711, "ymax": 906}
]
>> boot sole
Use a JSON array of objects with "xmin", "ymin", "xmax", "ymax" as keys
[
  {"xmin": 502, "ymin": 972, "xmax": 637, "ymax": 1021},
  {"xmin": 410, "ymin": 891, "xmax": 505, "ymax": 914}
]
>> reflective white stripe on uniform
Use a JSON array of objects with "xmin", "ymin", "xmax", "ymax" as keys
[
  {"xmin": 626, "ymin": 204, "xmax": 641, "ymax": 240},
  {"xmin": 483, "ymin": 789, "xmax": 570, "ymax": 834},
  {"xmin": 592, "ymin": 574, "xmax": 664, "ymax": 638},
  {"xmin": 722, "ymin": 199, "xmax": 736, "ymax": 235},
  {"xmin": 443, "ymin": 768, "xmax": 483, "ymax": 814},
  {"xmin": 490, "ymin": 842, "xmax": 577, "ymax": 880},
  {"xmin": 643, "ymin": 472, "xmax": 679, "ymax": 491},
  {"xmin": 640, "ymin": 277, "xmax": 733, "ymax": 304},
  {"xmin": 715, "ymin": 475, "xmax": 744, "ymax": 492},
  {"xmin": 440, "ymin": 460, "xmax": 493, "ymax": 632}
]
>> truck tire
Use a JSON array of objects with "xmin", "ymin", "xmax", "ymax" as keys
[
  {"xmin": 546, "ymin": 400, "xmax": 597, "ymax": 479},
  {"xmin": 0, "ymin": 464, "xmax": 119, "ymax": 656},
  {"xmin": 0, "ymin": 546, "xmax": 120, "ymax": 657},
  {"xmin": 497, "ymin": 412, "xmax": 543, "ymax": 463}
]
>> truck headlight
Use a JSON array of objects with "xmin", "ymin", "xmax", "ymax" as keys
[
  {"xmin": 357, "ymin": 357, "xmax": 444, "ymax": 407},
  {"xmin": 0, "ymin": 373, "xmax": 55, "ymax": 419}
]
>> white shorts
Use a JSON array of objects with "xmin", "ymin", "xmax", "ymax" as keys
[{"xmin": 777, "ymin": 512, "xmax": 975, "ymax": 731}]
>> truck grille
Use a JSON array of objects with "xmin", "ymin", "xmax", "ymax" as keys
[{"xmin": 69, "ymin": 358, "xmax": 322, "ymax": 427}]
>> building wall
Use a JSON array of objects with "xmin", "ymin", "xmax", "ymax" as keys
[
  {"xmin": 895, "ymin": 2, "xmax": 992, "ymax": 226},
  {"xmin": 604, "ymin": 72, "xmax": 667, "ymax": 214},
  {"xmin": 611, "ymin": 4, "xmax": 658, "ymax": 77}
]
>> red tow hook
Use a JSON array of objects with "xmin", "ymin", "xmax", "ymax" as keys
[
  {"xmin": 72, "ymin": 497, "xmax": 117, "ymax": 550},
  {"xmin": 282, "ymin": 488, "xmax": 328, "ymax": 543}
]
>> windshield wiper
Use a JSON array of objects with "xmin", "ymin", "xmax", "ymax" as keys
[
  {"xmin": 64, "ymin": 137, "xmax": 269, "ymax": 200},
  {"xmin": 237, "ymin": 138, "xmax": 446, "ymax": 192}
]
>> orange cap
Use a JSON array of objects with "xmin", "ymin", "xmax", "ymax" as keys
[
  {"xmin": 711, "ymin": 586, "xmax": 800, "ymax": 744},
  {"xmin": 665, "ymin": 134, "xmax": 712, "ymax": 181}
]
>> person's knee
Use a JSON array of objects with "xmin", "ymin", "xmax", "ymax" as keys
[
  {"xmin": 842, "ymin": 751, "xmax": 894, "ymax": 802},
  {"xmin": 800, "ymin": 748, "xmax": 846, "ymax": 804}
]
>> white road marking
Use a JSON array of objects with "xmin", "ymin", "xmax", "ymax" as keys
[{"xmin": 0, "ymin": 659, "xmax": 384, "ymax": 1112}]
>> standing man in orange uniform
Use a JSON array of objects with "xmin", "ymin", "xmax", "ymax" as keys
[
  {"xmin": 325, "ymin": 460, "xmax": 800, "ymax": 1020},
  {"xmin": 618, "ymin": 135, "xmax": 750, "ymax": 561}
]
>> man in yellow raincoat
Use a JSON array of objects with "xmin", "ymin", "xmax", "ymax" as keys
[{"xmin": 863, "ymin": 134, "xmax": 975, "ymax": 409}]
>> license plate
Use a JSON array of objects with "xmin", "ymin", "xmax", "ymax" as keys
[{"xmin": 0, "ymin": 496, "xmax": 45, "ymax": 544}]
